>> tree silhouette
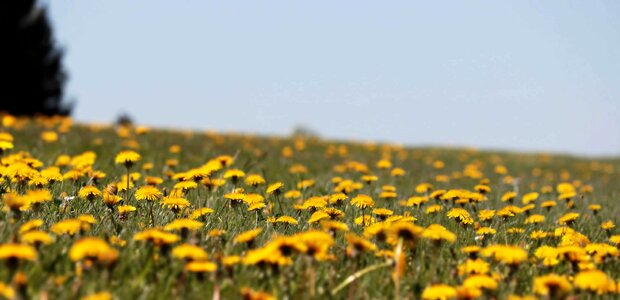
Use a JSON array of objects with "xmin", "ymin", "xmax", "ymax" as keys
[{"xmin": 0, "ymin": 0, "xmax": 71, "ymax": 116}]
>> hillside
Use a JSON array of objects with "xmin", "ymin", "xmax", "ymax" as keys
[{"xmin": 1, "ymin": 115, "xmax": 620, "ymax": 299}]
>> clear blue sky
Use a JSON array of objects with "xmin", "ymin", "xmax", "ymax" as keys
[{"xmin": 45, "ymin": 1, "xmax": 620, "ymax": 156}]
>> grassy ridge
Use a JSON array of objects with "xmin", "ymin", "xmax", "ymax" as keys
[{"xmin": 1, "ymin": 116, "xmax": 620, "ymax": 299}]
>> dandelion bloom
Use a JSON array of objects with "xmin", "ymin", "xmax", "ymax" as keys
[
  {"xmin": 103, "ymin": 193, "xmax": 122, "ymax": 206},
  {"xmin": 134, "ymin": 229, "xmax": 180, "ymax": 246},
  {"xmin": 320, "ymin": 220, "xmax": 349, "ymax": 232},
  {"xmin": 240, "ymin": 288, "xmax": 276, "ymax": 300},
  {"xmin": 0, "ymin": 243, "xmax": 37, "ymax": 261},
  {"xmin": 78, "ymin": 185, "xmax": 102, "ymax": 200},
  {"xmin": 190, "ymin": 207, "xmax": 215, "ymax": 219},
  {"xmin": 223, "ymin": 169, "xmax": 245, "ymax": 180},
  {"xmin": 345, "ymin": 233, "xmax": 377, "ymax": 255},
  {"xmin": 68, "ymin": 237, "xmax": 118, "ymax": 263},
  {"xmin": 457, "ymin": 259, "xmax": 489, "ymax": 276},
  {"xmin": 25, "ymin": 189, "xmax": 53, "ymax": 204},
  {"xmin": 351, "ymin": 194, "xmax": 375, "ymax": 209},
  {"xmin": 524, "ymin": 214, "xmax": 545, "ymax": 224},
  {"xmin": 3, "ymin": 192, "xmax": 29, "ymax": 212},
  {"xmin": 81, "ymin": 292, "xmax": 113, "ymax": 300},
  {"xmin": 462, "ymin": 275, "xmax": 498, "ymax": 291},
  {"xmin": 172, "ymin": 244, "xmax": 208, "ymax": 261},
  {"xmin": 185, "ymin": 261, "xmax": 217, "ymax": 273},
  {"xmin": 501, "ymin": 191, "xmax": 517, "ymax": 202},
  {"xmin": 274, "ymin": 216, "xmax": 298, "ymax": 225},
  {"xmin": 117, "ymin": 205, "xmax": 136, "ymax": 214},
  {"xmin": 165, "ymin": 219, "xmax": 204, "ymax": 232},
  {"xmin": 245, "ymin": 174, "xmax": 266, "ymax": 186},
  {"xmin": 573, "ymin": 270, "xmax": 615, "ymax": 294},
  {"xmin": 421, "ymin": 284, "xmax": 457, "ymax": 300},
  {"xmin": 422, "ymin": 224, "xmax": 456, "ymax": 243},
  {"xmin": 20, "ymin": 231, "xmax": 54, "ymax": 246},
  {"xmin": 558, "ymin": 212, "xmax": 580, "ymax": 225},
  {"xmin": 481, "ymin": 245, "xmax": 528, "ymax": 265},
  {"xmin": 266, "ymin": 182, "xmax": 284, "ymax": 195},
  {"xmin": 162, "ymin": 197, "xmax": 191, "ymax": 211},
  {"xmin": 425, "ymin": 205, "xmax": 442, "ymax": 214},
  {"xmin": 476, "ymin": 227, "xmax": 496, "ymax": 236},
  {"xmin": 601, "ymin": 221, "xmax": 615, "ymax": 230},
  {"xmin": 447, "ymin": 208, "xmax": 472, "ymax": 223},
  {"xmin": 234, "ymin": 228, "xmax": 262, "ymax": 244},
  {"xmin": 51, "ymin": 219, "xmax": 90, "ymax": 236},
  {"xmin": 174, "ymin": 180, "xmax": 198, "ymax": 191},
  {"xmin": 0, "ymin": 140, "xmax": 14, "ymax": 153},
  {"xmin": 19, "ymin": 219, "xmax": 44, "ymax": 234},
  {"xmin": 0, "ymin": 282, "xmax": 15, "ymax": 299},
  {"xmin": 135, "ymin": 185, "xmax": 163, "ymax": 201},
  {"xmin": 533, "ymin": 274, "xmax": 572, "ymax": 296},
  {"xmin": 114, "ymin": 150, "xmax": 141, "ymax": 168}
]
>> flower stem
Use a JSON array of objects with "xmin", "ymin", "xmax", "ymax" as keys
[{"xmin": 331, "ymin": 260, "xmax": 393, "ymax": 296}]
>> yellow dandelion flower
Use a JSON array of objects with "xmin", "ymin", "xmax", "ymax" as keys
[
  {"xmin": 135, "ymin": 185, "xmax": 163, "ymax": 201},
  {"xmin": 320, "ymin": 220, "xmax": 349, "ymax": 232},
  {"xmin": 103, "ymin": 192, "xmax": 122, "ymax": 206},
  {"xmin": 574, "ymin": 270, "xmax": 614, "ymax": 294},
  {"xmin": 345, "ymin": 233, "xmax": 377, "ymax": 254},
  {"xmin": 609, "ymin": 235, "xmax": 620, "ymax": 245},
  {"xmin": 422, "ymin": 284, "xmax": 457, "ymax": 300},
  {"xmin": 457, "ymin": 259, "xmax": 489, "ymax": 276},
  {"xmin": 0, "ymin": 282, "xmax": 15, "ymax": 299},
  {"xmin": 20, "ymin": 231, "xmax": 54, "ymax": 246},
  {"xmin": 161, "ymin": 197, "xmax": 190, "ymax": 211},
  {"xmin": 190, "ymin": 207, "xmax": 214, "ymax": 219},
  {"xmin": 25, "ymin": 189, "xmax": 53, "ymax": 204},
  {"xmin": 3, "ymin": 192, "xmax": 29, "ymax": 212},
  {"xmin": 114, "ymin": 150, "xmax": 141, "ymax": 168},
  {"xmin": 19, "ymin": 219, "xmax": 44, "ymax": 234},
  {"xmin": 297, "ymin": 179, "xmax": 315, "ymax": 189},
  {"xmin": 134, "ymin": 229, "xmax": 180, "ymax": 246},
  {"xmin": 274, "ymin": 216, "xmax": 298, "ymax": 225},
  {"xmin": 351, "ymin": 194, "xmax": 375, "ymax": 209},
  {"xmin": 244, "ymin": 174, "xmax": 265, "ymax": 186},
  {"xmin": 81, "ymin": 292, "xmax": 112, "ymax": 300},
  {"xmin": 234, "ymin": 228, "xmax": 262, "ymax": 244},
  {"xmin": 117, "ymin": 205, "xmax": 136, "ymax": 214},
  {"xmin": 481, "ymin": 245, "xmax": 527, "ymax": 265},
  {"xmin": 165, "ymin": 219, "xmax": 204, "ymax": 232},
  {"xmin": 51, "ymin": 219, "xmax": 90, "ymax": 236},
  {"xmin": 525, "ymin": 214, "xmax": 545, "ymax": 224},
  {"xmin": 423, "ymin": 224, "xmax": 456, "ymax": 243},
  {"xmin": 78, "ymin": 185, "xmax": 102, "ymax": 201},
  {"xmin": 425, "ymin": 204, "xmax": 442, "ymax": 214},
  {"xmin": 0, "ymin": 243, "xmax": 37, "ymax": 261},
  {"xmin": 476, "ymin": 227, "xmax": 496, "ymax": 236},
  {"xmin": 284, "ymin": 189, "xmax": 302, "ymax": 199},
  {"xmin": 462, "ymin": 274, "xmax": 498, "ymax": 291},
  {"xmin": 69, "ymin": 237, "xmax": 118, "ymax": 263},
  {"xmin": 558, "ymin": 212, "xmax": 579, "ymax": 225},
  {"xmin": 185, "ymin": 260, "xmax": 217, "ymax": 273},
  {"xmin": 521, "ymin": 192, "xmax": 539, "ymax": 204},
  {"xmin": 501, "ymin": 191, "xmax": 517, "ymax": 202},
  {"xmin": 223, "ymin": 169, "xmax": 245, "ymax": 180},
  {"xmin": 533, "ymin": 274, "xmax": 572, "ymax": 296},
  {"xmin": 240, "ymin": 288, "xmax": 276, "ymax": 300},
  {"xmin": 266, "ymin": 182, "xmax": 284, "ymax": 195},
  {"xmin": 172, "ymin": 244, "xmax": 208, "ymax": 261}
]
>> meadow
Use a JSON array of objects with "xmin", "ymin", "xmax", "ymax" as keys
[{"xmin": 1, "ymin": 115, "xmax": 620, "ymax": 300}]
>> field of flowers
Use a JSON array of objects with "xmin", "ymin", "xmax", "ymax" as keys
[{"xmin": 1, "ymin": 115, "xmax": 620, "ymax": 300}]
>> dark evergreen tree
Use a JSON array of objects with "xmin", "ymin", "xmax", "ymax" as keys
[{"xmin": 0, "ymin": 0, "xmax": 71, "ymax": 116}]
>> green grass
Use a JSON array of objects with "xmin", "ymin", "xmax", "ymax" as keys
[{"xmin": 1, "ymin": 118, "xmax": 620, "ymax": 300}]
